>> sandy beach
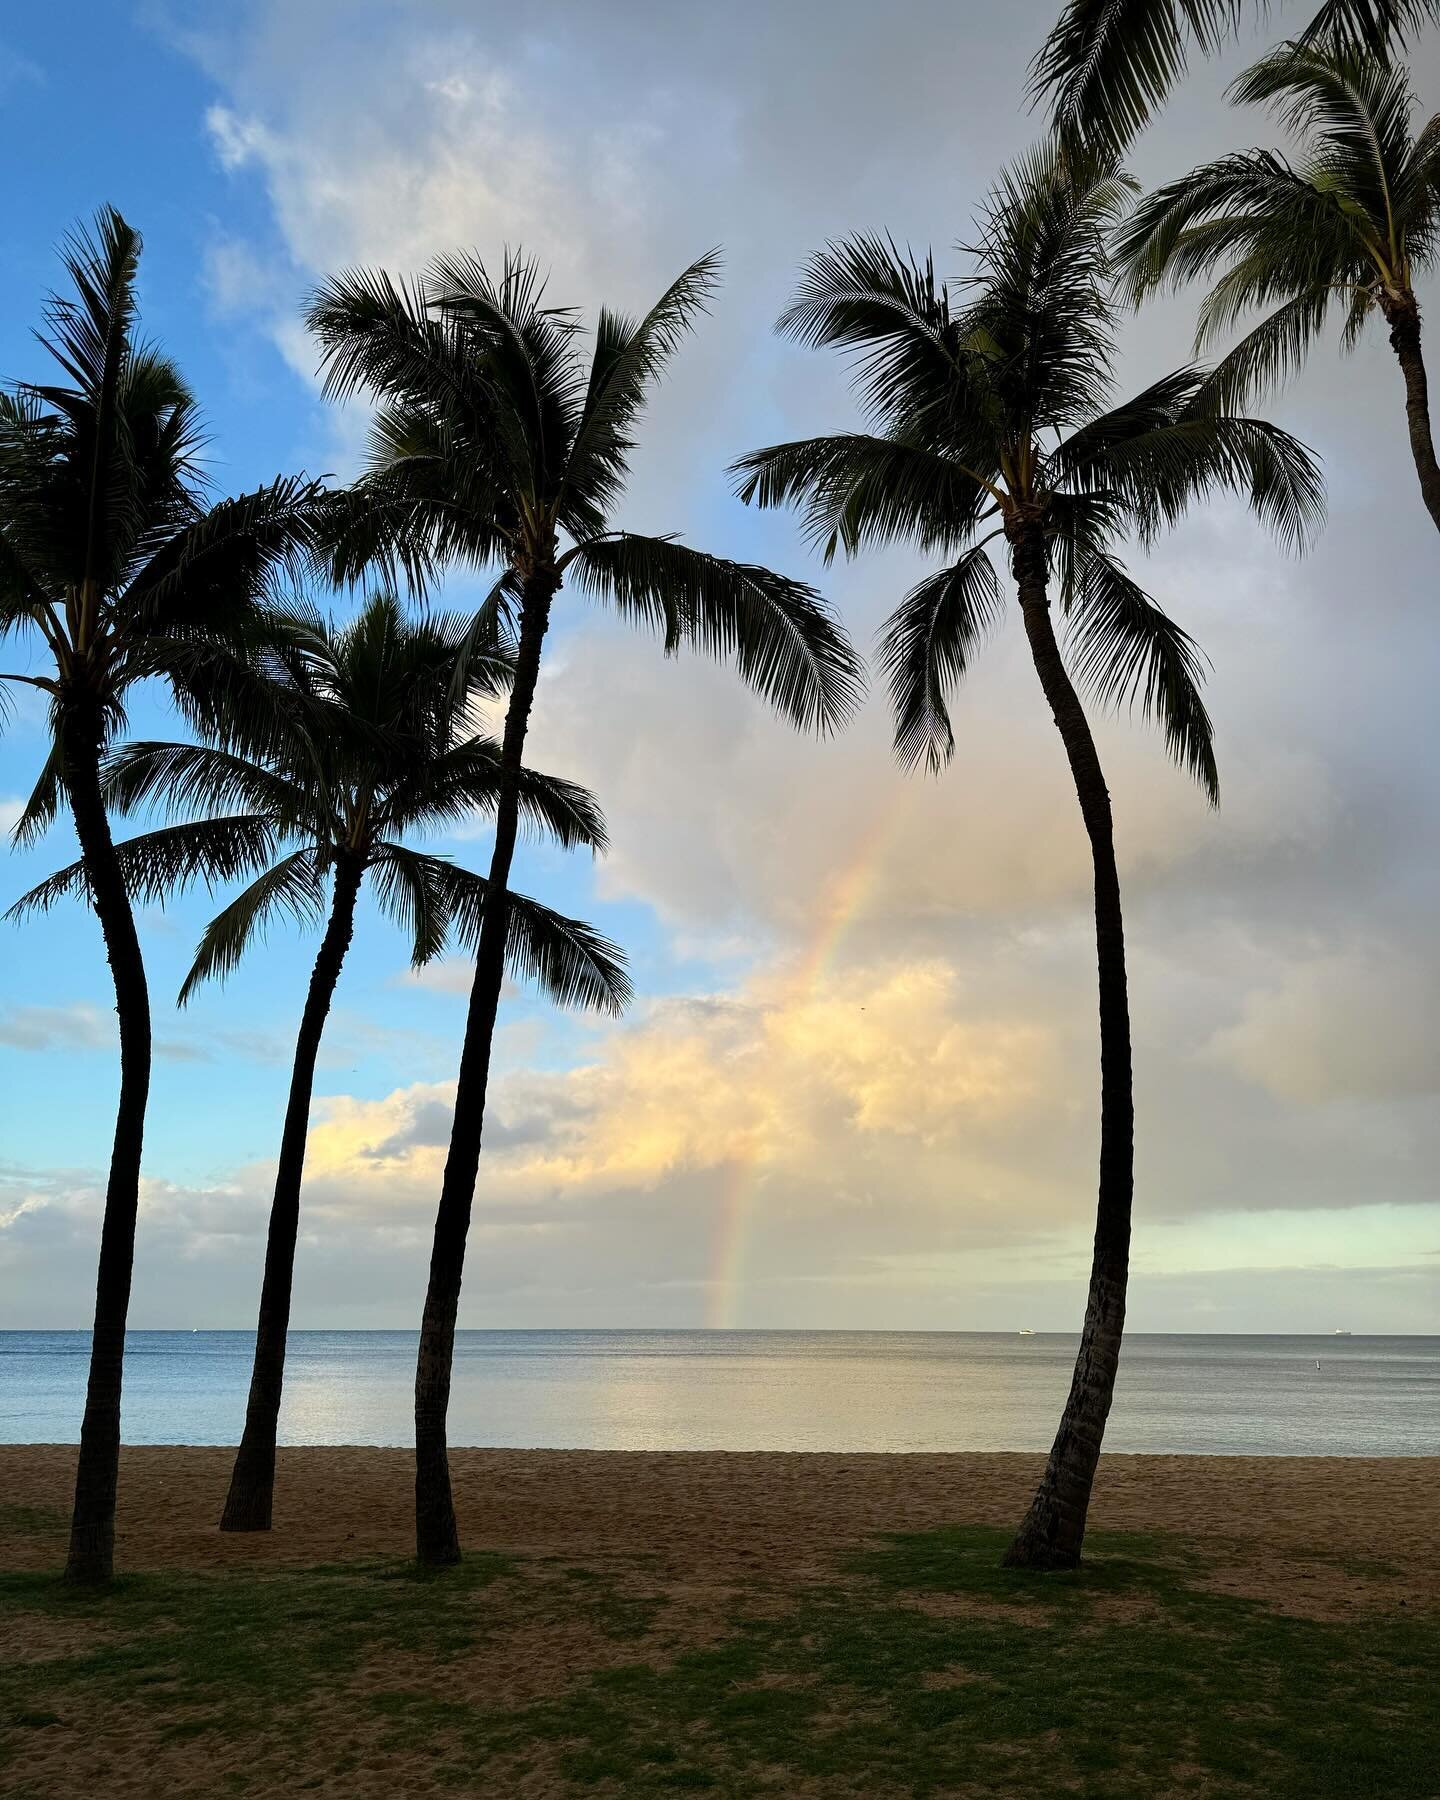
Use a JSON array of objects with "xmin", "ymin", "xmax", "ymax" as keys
[
  {"xmin": 3, "ymin": 1444, "xmax": 1437, "ymax": 1609},
  {"xmin": 4, "ymin": 1448, "xmax": 1438, "ymax": 1798}
]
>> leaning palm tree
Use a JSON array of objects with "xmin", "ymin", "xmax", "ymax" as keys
[
  {"xmin": 1116, "ymin": 42, "xmax": 1440, "ymax": 532},
  {"xmin": 1032, "ymin": 0, "xmax": 1436, "ymax": 149},
  {"xmin": 733, "ymin": 146, "xmax": 1323, "ymax": 1568},
  {"xmin": 0, "ymin": 207, "xmax": 323, "ymax": 1582},
  {"xmin": 10, "ymin": 591, "xmax": 631, "ymax": 1532},
  {"xmin": 304, "ymin": 248, "xmax": 864, "ymax": 1564}
]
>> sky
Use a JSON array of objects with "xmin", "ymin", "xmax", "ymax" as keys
[{"xmin": 1, "ymin": 0, "xmax": 1437, "ymax": 1334}]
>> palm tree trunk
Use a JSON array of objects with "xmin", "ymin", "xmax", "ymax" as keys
[
  {"xmin": 414, "ymin": 570, "xmax": 556, "ymax": 1566},
  {"xmin": 220, "ymin": 853, "xmax": 365, "ymax": 1532},
  {"xmin": 1383, "ymin": 293, "xmax": 1440, "ymax": 536},
  {"xmin": 60, "ymin": 694, "xmax": 153, "ymax": 1584},
  {"xmin": 1003, "ymin": 525, "xmax": 1134, "ymax": 1572}
]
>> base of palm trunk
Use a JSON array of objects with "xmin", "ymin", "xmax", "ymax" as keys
[
  {"xmin": 1001, "ymin": 1464, "xmax": 1088, "ymax": 1570},
  {"xmin": 220, "ymin": 1440, "xmax": 276, "ymax": 1532},
  {"xmin": 415, "ymin": 1502, "xmax": 462, "ymax": 1567},
  {"xmin": 64, "ymin": 1524, "xmax": 115, "ymax": 1584},
  {"xmin": 1001, "ymin": 1527, "xmax": 1081, "ymax": 1571},
  {"xmin": 415, "ymin": 1442, "xmax": 462, "ymax": 1567},
  {"xmin": 219, "ymin": 1486, "xmax": 274, "ymax": 1532}
]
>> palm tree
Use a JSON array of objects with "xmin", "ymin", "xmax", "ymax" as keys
[
  {"xmin": 0, "ymin": 208, "xmax": 323, "ymax": 1582},
  {"xmin": 733, "ymin": 146, "xmax": 1323, "ymax": 1568},
  {"xmin": 1031, "ymin": 0, "xmax": 1436, "ymax": 149},
  {"xmin": 1116, "ymin": 42, "xmax": 1440, "ymax": 533},
  {"xmin": 304, "ymin": 249, "xmax": 864, "ymax": 1564},
  {"xmin": 10, "ymin": 591, "xmax": 631, "ymax": 1531}
]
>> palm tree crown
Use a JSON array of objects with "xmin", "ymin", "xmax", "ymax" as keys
[
  {"xmin": 303, "ymin": 250, "xmax": 864, "ymax": 731},
  {"xmin": 1117, "ymin": 45, "xmax": 1440, "ymax": 394},
  {"xmin": 13, "ymin": 593, "xmax": 631, "ymax": 1013},
  {"xmin": 1, "ymin": 207, "xmax": 325, "ymax": 827},
  {"xmin": 1031, "ymin": 0, "xmax": 1437, "ymax": 150},
  {"xmin": 734, "ymin": 147, "xmax": 1324, "ymax": 795}
]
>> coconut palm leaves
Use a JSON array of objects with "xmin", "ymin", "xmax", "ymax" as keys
[
  {"xmin": 1116, "ymin": 43, "xmax": 1440, "ymax": 530},
  {"xmin": 735, "ymin": 152, "xmax": 1322, "ymax": 792},
  {"xmin": 0, "ymin": 207, "xmax": 328, "ymax": 1584},
  {"xmin": 16, "ymin": 590, "xmax": 632, "ymax": 1019},
  {"xmin": 305, "ymin": 250, "xmax": 863, "ymax": 730},
  {"xmin": 735, "ymin": 143, "xmax": 1322, "ymax": 1569},
  {"xmin": 1031, "ymin": 0, "xmax": 1438, "ymax": 150}
]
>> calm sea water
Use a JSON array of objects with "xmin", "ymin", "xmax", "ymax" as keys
[{"xmin": 2, "ymin": 1331, "xmax": 1436, "ymax": 1456}]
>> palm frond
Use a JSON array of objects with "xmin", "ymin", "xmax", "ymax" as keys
[
  {"xmin": 7, "ymin": 814, "xmax": 279, "ymax": 921},
  {"xmin": 99, "ymin": 739, "xmax": 313, "ymax": 828},
  {"xmin": 503, "ymin": 890, "xmax": 633, "ymax": 1015},
  {"xmin": 1200, "ymin": 289, "xmax": 1338, "ymax": 408},
  {"xmin": 9, "ymin": 741, "xmax": 65, "ymax": 847},
  {"xmin": 122, "ymin": 473, "xmax": 328, "ymax": 637},
  {"xmin": 732, "ymin": 433, "xmax": 994, "ymax": 561},
  {"xmin": 178, "ymin": 848, "xmax": 328, "ymax": 1004},
  {"xmin": 567, "ymin": 532, "xmax": 864, "ymax": 733},
  {"xmin": 377, "ymin": 736, "xmax": 609, "ymax": 852},
  {"xmin": 1070, "ymin": 401, "xmax": 1326, "ymax": 552},
  {"xmin": 876, "ymin": 548, "xmax": 1005, "ymax": 773},
  {"xmin": 370, "ymin": 842, "xmax": 449, "ymax": 967},
  {"xmin": 565, "ymin": 251, "xmax": 723, "ymax": 527},
  {"xmin": 1060, "ymin": 543, "xmax": 1219, "ymax": 803},
  {"xmin": 433, "ymin": 859, "xmax": 632, "ymax": 1014},
  {"xmin": 1030, "ymin": 0, "xmax": 1437, "ymax": 151},
  {"xmin": 778, "ymin": 235, "xmax": 968, "ymax": 432},
  {"xmin": 427, "ymin": 247, "xmax": 588, "ymax": 503}
]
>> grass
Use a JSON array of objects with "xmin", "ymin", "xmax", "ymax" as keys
[{"xmin": 1, "ymin": 1528, "xmax": 1435, "ymax": 1797}]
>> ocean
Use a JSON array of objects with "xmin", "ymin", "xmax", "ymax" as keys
[{"xmin": 3, "ymin": 1330, "xmax": 1437, "ymax": 1456}]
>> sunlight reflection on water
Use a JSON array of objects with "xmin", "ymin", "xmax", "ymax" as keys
[{"xmin": 3, "ymin": 1330, "xmax": 1436, "ymax": 1454}]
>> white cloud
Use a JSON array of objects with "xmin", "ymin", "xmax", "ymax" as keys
[{"xmin": 0, "ymin": 1003, "xmax": 114, "ymax": 1053}]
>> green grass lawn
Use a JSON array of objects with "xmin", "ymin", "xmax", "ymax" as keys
[{"xmin": 1, "ymin": 1519, "xmax": 1434, "ymax": 1798}]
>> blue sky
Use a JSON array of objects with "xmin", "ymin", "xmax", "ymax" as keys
[
  {"xmin": 0, "ymin": 6, "xmax": 705, "ymax": 1186},
  {"xmin": 2, "ymin": 1, "xmax": 1438, "ymax": 1333}
]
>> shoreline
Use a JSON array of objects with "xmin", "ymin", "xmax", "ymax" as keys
[{"xmin": 4, "ymin": 1446, "xmax": 1437, "ymax": 1596}]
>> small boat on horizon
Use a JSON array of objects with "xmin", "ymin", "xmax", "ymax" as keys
[
  {"xmin": 1018, "ymin": 1327, "xmax": 1035, "ymax": 1336},
  {"xmin": 1333, "ymin": 1329, "xmax": 1352, "ymax": 1336}
]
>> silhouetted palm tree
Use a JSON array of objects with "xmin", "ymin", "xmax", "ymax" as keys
[
  {"xmin": 734, "ymin": 146, "xmax": 1323, "ymax": 1567},
  {"xmin": 1117, "ymin": 42, "xmax": 1440, "ymax": 531},
  {"xmin": 12, "ymin": 592, "xmax": 630, "ymax": 1531},
  {"xmin": 0, "ymin": 208, "xmax": 323, "ymax": 1582},
  {"xmin": 1031, "ymin": 0, "xmax": 1436, "ymax": 148},
  {"xmin": 304, "ymin": 249, "xmax": 865, "ymax": 1564}
]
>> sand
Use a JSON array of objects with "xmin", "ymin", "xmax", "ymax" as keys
[
  {"xmin": 2, "ymin": 1446, "xmax": 1436, "ymax": 1613},
  {"xmin": 4, "ymin": 1448, "xmax": 1437, "ymax": 1799}
]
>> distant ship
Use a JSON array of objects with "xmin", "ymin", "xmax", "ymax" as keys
[
  {"xmin": 1018, "ymin": 1327, "xmax": 1035, "ymax": 1336},
  {"xmin": 1333, "ymin": 1329, "xmax": 1352, "ymax": 1336}
]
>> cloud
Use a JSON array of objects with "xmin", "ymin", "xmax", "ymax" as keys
[
  {"xmin": 0, "ymin": 1002, "xmax": 291, "ymax": 1067},
  {"xmin": 201, "ymin": 42, "xmax": 671, "ymax": 321},
  {"xmin": 1207, "ymin": 945, "xmax": 1440, "ymax": 1104},
  {"xmin": 7, "ymin": 938, "xmax": 1437, "ymax": 1330},
  {"xmin": 7, "ymin": 0, "xmax": 1428, "ymax": 1333},
  {"xmin": 0, "ymin": 1003, "xmax": 114, "ymax": 1053}
]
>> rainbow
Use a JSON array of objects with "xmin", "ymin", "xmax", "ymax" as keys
[{"xmin": 703, "ymin": 788, "xmax": 918, "ymax": 1329}]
